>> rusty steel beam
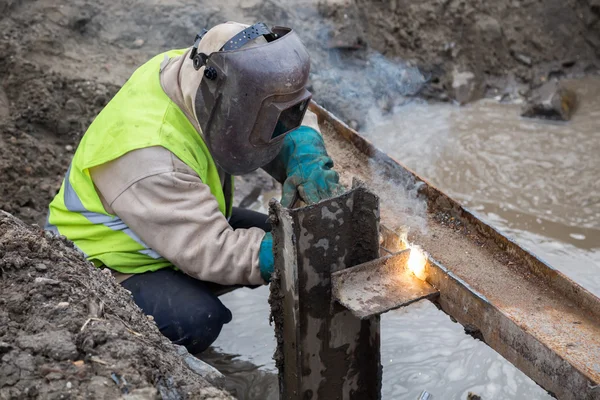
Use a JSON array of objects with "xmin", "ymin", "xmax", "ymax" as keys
[
  {"xmin": 331, "ymin": 249, "xmax": 439, "ymax": 319},
  {"xmin": 268, "ymin": 186, "xmax": 382, "ymax": 400},
  {"xmin": 309, "ymin": 100, "xmax": 600, "ymax": 399}
]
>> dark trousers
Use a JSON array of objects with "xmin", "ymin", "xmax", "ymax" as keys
[{"xmin": 122, "ymin": 207, "xmax": 270, "ymax": 354}]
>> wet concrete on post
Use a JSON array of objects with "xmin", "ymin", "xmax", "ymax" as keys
[{"xmin": 268, "ymin": 186, "xmax": 382, "ymax": 400}]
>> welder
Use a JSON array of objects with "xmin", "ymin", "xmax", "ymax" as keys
[{"xmin": 46, "ymin": 21, "xmax": 343, "ymax": 353}]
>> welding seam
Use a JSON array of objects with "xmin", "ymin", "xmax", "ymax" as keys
[{"xmin": 428, "ymin": 257, "xmax": 491, "ymax": 304}]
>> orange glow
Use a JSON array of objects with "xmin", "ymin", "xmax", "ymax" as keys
[{"xmin": 407, "ymin": 245, "xmax": 427, "ymax": 281}]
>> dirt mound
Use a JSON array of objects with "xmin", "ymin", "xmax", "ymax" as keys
[
  {"xmin": 0, "ymin": 30, "xmax": 119, "ymax": 226},
  {"xmin": 0, "ymin": 211, "xmax": 233, "ymax": 399},
  {"xmin": 352, "ymin": 0, "xmax": 600, "ymax": 101}
]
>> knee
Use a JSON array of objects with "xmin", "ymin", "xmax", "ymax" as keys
[{"xmin": 170, "ymin": 298, "xmax": 232, "ymax": 354}]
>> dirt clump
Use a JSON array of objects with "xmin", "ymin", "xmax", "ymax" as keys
[
  {"xmin": 0, "ymin": 211, "xmax": 233, "ymax": 399},
  {"xmin": 0, "ymin": 34, "xmax": 119, "ymax": 226}
]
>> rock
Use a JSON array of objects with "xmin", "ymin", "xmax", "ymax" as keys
[
  {"xmin": 475, "ymin": 15, "xmax": 503, "ymax": 41},
  {"xmin": 0, "ymin": 87, "xmax": 9, "ymax": 120},
  {"xmin": 56, "ymin": 119, "xmax": 71, "ymax": 135},
  {"xmin": 122, "ymin": 387, "xmax": 159, "ymax": 400},
  {"xmin": 175, "ymin": 345, "xmax": 226, "ymax": 388},
  {"xmin": 513, "ymin": 52, "xmax": 532, "ymax": 66},
  {"xmin": 0, "ymin": 341, "xmax": 12, "ymax": 354},
  {"xmin": 34, "ymin": 277, "xmax": 60, "ymax": 286},
  {"xmin": 521, "ymin": 81, "xmax": 577, "ymax": 121},
  {"xmin": 64, "ymin": 98, "xmax": 82, "ymax": 114},
  {"xmin": 65, "ymin": 144, "xmax": 73, "ymax": 151},
  {"xmin": 35, "ymin": 263, "xmax": 48, "ymax": 272},
  {"xmin": 87, "ymin": 376, "xmax": 121, "ymax": 398},
  {"xmin": 16, "ymin": 331, "xmax": 78, "ymax": 361},
  {"xmin": 132, "ymin": 38, "xmax": 145, "ymax": 48},
  {"xmin": 467, "ymin": 393, "xmax": 482, "ymax": 400},
  {"xmin": 451, "ymin": 69, "xmax": 483, "ymax": 105},
  {"xmin": 56, "ymin": 301, "xmax": 70, "ymax": 309}
]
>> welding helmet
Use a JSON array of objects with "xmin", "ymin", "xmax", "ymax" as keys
[{"xmin": 191, "ymin": 22, "xmax": 312, "ymax": 175}]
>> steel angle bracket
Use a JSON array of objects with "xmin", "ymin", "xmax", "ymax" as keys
[{"xmin": 332, "ymin": 250, "xmax": 439, "ymax": 319}]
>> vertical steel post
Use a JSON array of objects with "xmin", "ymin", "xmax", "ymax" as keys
[{"xmin": 269, "ymin": 186, "xmax": 382, "ymax": 400}]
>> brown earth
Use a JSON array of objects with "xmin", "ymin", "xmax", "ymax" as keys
[{"xmin": 0, "ymin": 211, "xmax": 232, "ymax": 399}]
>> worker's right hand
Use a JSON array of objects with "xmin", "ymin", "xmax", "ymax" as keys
[
  {"xmin": 259, "ymin": 232, "xmax": 274, "ymax": 283},
  {"xmin": 279, "ymin": 126, "xmax": 345, "ymax": 208}
]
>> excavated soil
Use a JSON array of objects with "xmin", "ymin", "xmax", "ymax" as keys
[
  {"xmin": 0, "ymin": 211, "xmax": 233, "ymax": 399},
  {"xmin": 352, "ymin": 0, "xmax": 600, "ymax": 101}
]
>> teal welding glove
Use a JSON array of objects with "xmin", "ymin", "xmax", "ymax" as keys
[
  {"xmin": 279, "ymin": 126, "xmax": 345, "ymax": 208},
  {"xmin": 259, "ymin": 232, "xmax": 274, "ymax": 283}
]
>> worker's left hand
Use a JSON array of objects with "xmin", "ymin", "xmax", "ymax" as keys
[{"xmin": 279, "ymin": 126, "xmax": 345, "ymax": 208}]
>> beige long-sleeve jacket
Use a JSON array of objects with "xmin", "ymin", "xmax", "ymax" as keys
[{"xmin": 90, "ymin": 28, "xmax": 322, "ymax": 286}]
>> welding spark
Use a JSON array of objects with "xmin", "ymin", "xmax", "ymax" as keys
[{"xmin": 407, "ymin": 245, "xmax": 427, "ymax": 281}]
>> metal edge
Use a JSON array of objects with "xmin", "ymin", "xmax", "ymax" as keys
[{"xmin": 331, "ymin": 250, "xmax": 439, "ymax": 319}]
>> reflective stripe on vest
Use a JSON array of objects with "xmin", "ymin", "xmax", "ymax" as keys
[{"xmin": 46, "ymin": 165, "xmax": 162, "ymax": 260}]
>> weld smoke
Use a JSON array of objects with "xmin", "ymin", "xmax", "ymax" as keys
[{"xmin": 313, "ymin": 53, "xmax": 429, "ymax": 235}]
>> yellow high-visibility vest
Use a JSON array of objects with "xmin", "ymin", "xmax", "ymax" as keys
[{"xmin": 47, "ymin": 49, "xmax": 233, "ymax": 274}]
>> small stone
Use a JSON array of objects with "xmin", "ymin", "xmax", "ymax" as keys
[
  {"xmin": 35, "ymin": 263, "xmax": 48, "ymax": 272},
  {"xmin": 475, "ymin": 15, "xmax": 502, "ymax": 41},
  {"xmin": 66, "ymin": 382, "xmax": 72, "ymax": 389},
  {"xmin": 65, "ymin": 145, "xmax": 73, "ymax": 151},
  {"xmin": 45, "ymin": 372, "xmax": 63, "ymax": 381},
  {"xmin": 348, "ymin": 120, "xmax": 359, "ymax": 130},
  {"xmin": 34, "ymin": 277, "xmax": 60, "ymax": 286},
  {"xmin": 147, "ymin": 315, "xmax": 154, "ymax": 321},
  {"xmin": 513, "ymin": 52, "xmax": 532, "ymax": 66},
  {"xmin": 451, "ymin": 69, "xmax": 483, "ymax": 105},
  {"xmin": 122, "ymin": 388, "xmax": 159, "ymax": 400},
  {"xmin": 0, "ymin": 341, "xmax": 12, "ymax": 354},
  {"xmin": 56, "ymin": 119, "xmax": 71, "ymax": 135},
  {"xmin": 56, "ymin": 302, "xmax": 70, "ymax": 309},
  {"xmin": 132, "ymin": 38, "xmax": 145, "ymax": 48},
  {"xmin": 175, "ymin": 345, "xmax": 226, "ymax": 387},
  {"xmin": 64, "ymin": 99, "xmax": 82, "ymax": 114}
]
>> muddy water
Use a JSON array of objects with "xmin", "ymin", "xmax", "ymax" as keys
[
  {"xmin": 202, "ymin": 78, "xmax": 599, "ymax": 399},
  {"xmin": 363, "ymin": 77, "xmax": 600, "ymax": 297}
]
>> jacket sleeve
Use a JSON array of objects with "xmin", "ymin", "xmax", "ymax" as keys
[{"xmin": 90, "ymin": 146, "xmax": 266, "ymax": 286}]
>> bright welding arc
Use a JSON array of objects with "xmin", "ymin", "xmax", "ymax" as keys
[{"xmin": 407, "ymin": 245, "xmax": 427, "ymax": 281}]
